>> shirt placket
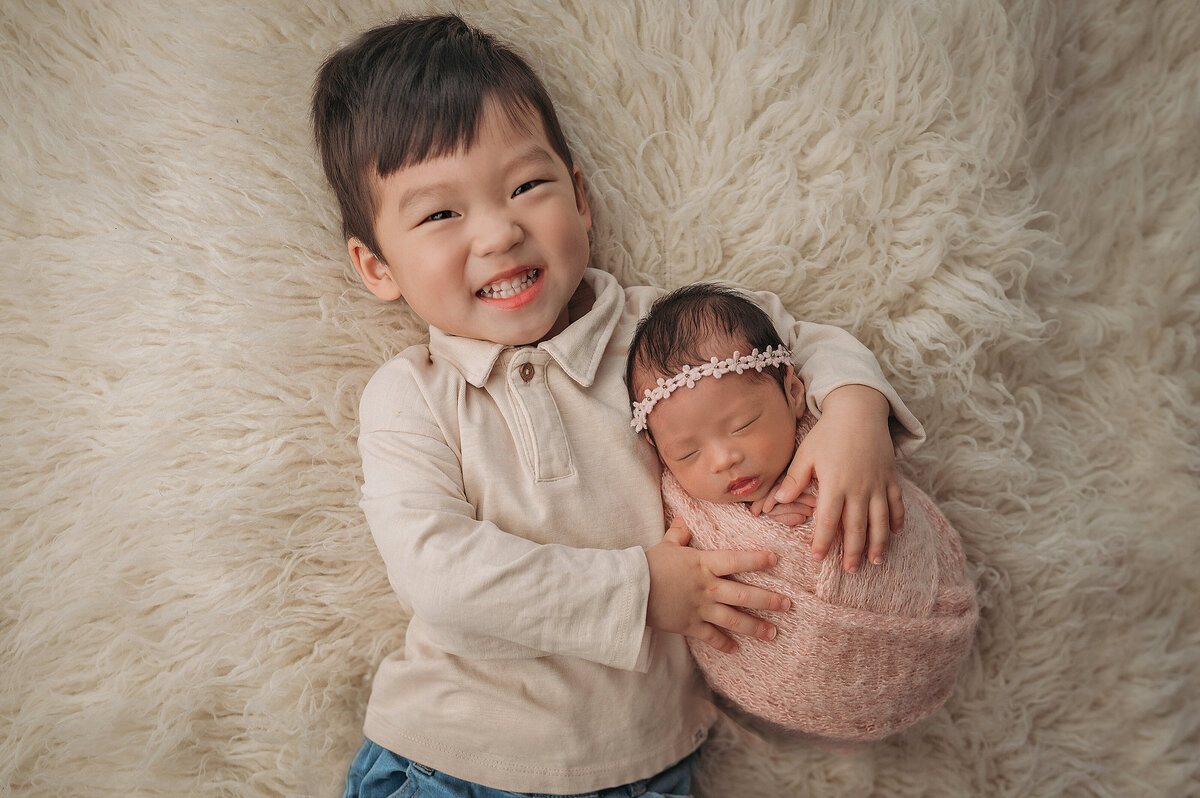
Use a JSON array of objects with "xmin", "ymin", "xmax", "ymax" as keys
[{"xmin": 506, "ymin": 350, "xmax": 573, "ymax": 482}]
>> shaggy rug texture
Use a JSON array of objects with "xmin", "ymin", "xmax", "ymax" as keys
[{"xmin": 3, "ymin": 1, "xmax": 1197, "ymax": 795}]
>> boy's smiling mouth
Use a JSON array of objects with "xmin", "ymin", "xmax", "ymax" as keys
[{"xmin": 477, "ymin": 268, "xmax": 540, "ymax": 300}]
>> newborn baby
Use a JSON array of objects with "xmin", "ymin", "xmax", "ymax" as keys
[{"xmin": 627, "ymin": 284, "xmax": 977, "ymax": 744}]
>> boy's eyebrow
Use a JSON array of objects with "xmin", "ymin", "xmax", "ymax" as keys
[
  {"xmin": 394, "ymin": 182, "xmax": 456, "ymax": 214},
  {"xmin": 508, "ymin": 145, "xmax": 558, "ymax": 171},
  {"xmin": 391, "ymin": 146, "xmax": 561, "ymax": 213}
]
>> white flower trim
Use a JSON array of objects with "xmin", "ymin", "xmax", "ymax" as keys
[{"xmin": 630, "ymin": 346, "xmax": 792, "ymax": 432}]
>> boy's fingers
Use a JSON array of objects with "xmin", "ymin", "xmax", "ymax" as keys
[
  {"xmin": 888, "ymin": 482, "xmax": 906, "ymax": 534},
  {"xmin": 664, "ymin": 517, "xmax": 691, "ymax": 546},
  {"xmin": 866, "ymin": 495, "xmax": 891, "ymax": 566},
  {"xmin": 774, "ymin": 463, "xmax": 814, "ymax": 504},
  {"xmin": 710, "ymin": 580, "xmax": 791, "ymax": 613},
  {"xmin": 841, "ymin": 526, "xmax": 866, "ymax": 573},
  {"xmin": 841, "ymin": 500, "xmax": 867, "ymax": 573},
  {"xmin": 811, "ymin": 494, "xmax": 844, "ymax": 560},
  {"xmin": 697, "ymin": 624, "xmax": 738, "ymax": 654},
  {"xmin": 703, "ymin": 604, "xmax": 777, "ymax": 641},
  {"xmin": 764, "ymin": 475, "xmax": 793, "ymax": 509},
  {"xmin": 707, "ymin": 549, "xmax": 776, "ymax": 577}
]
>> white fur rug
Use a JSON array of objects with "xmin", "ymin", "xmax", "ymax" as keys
[{"xmin": 3, "ymin": 1, "xmax": 1197, "ymax": 795}]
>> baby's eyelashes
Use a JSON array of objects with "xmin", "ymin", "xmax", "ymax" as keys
[{"xmin": 733, "ymin": 415, "xmax": 760, "ymax": 433}]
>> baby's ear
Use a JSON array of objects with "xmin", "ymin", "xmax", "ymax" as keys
[
  {"xmin": 785, "ymin": 366, "xmax": 806, "ymax": 417},
  {"xmin": 641, "ymin": 430, "xmax": 669, "ymax": 465},
  {"xmin": 349, "ymin": 238, "xmax": 402, "ymax": 301}
]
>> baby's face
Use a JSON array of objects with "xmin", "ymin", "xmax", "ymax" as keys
[{"xmin": 644, "ymin": 366, "xmax": 805, "ymax": 505}]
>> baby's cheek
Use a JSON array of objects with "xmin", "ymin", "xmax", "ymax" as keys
[{"xmin": 676, "ymin": 469, "xmax": 720, "ymax": 505}]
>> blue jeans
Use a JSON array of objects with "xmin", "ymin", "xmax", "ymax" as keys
[{"xmin": 342, "ymin": 738, "xmax": 695, "ymax": 798}]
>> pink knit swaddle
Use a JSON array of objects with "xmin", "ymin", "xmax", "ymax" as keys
[{"xmin": 662, "ymin": 417, "xmax": 977, "ymax": 744}]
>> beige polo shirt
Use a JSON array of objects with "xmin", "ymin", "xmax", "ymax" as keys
[{"xmin": 357, "ymin": 268, "xmax": 924, "ymax": 793}]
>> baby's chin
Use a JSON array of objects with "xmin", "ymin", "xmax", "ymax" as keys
[{"xmin": 741, "ymin": 480, "xmax": 778, "ymax": 506}]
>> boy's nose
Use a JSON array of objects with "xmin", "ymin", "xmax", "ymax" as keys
[{"xmin": 472, "ymin": 211, "xmax": 524, "ymax": 257}]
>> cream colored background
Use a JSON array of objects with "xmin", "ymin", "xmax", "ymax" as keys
[{"xmin": 2, "ymin": 1, "xmax": 1197, "ymax": 795}]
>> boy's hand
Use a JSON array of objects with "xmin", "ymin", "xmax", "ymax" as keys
[
  {"xmin": 646, "ymin": 517, "xmax": 791, "ymax": 654},
  {"xmin": 752, "ymin": 385, "xmax": 904, "ymax": 573}
]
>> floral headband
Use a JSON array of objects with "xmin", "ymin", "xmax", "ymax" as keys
[{"xmin": 630, "ymin": 346, "xmax": 792, "ymax": 433}]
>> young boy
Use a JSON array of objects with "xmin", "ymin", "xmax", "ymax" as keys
[
  {"xmin": 626, "ymin": 285, "xmax": 976, "ymax": 746},
  {"xmin": 311, "ymin": 14, "xmax": 924, "ymax": 796}
]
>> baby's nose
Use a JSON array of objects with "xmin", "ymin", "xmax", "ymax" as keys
[{"xmin": 710, "ymin": 445, "xmax": 742, "ymax": 471}]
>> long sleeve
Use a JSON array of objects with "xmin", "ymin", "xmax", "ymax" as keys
[
  {"xmin": 744, "ymin": 289, "xmax": 927, "ymax": 456},
  {"xmin": 357, "ymin": 348, "xmax": 654, "ymax": 672}
]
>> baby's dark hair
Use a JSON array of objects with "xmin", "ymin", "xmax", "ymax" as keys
[
  {"xmin": 625, "ymin": 284, "xmax": 791, "ymax": 405},
  {"xmin": 311, "ymin": 14, "xmax": 575, "ymax": 260}
]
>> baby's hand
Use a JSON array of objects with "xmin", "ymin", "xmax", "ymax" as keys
[
  {"xmin": 762, "ymin": 493, "xmax": 817, "ymax": 527},
  {"xmin": 752, "ymin": 385, "xmax": 904, "ymax": 573},
  {"xmin": 645, "ymin": 517, "xmax": 791, "ymax": 654}
]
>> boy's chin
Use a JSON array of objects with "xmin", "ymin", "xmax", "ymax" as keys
[{"xmin": 489, "ymin": 318, "xmax": 561, "ymax": 347}]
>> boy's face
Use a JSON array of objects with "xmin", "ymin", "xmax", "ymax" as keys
[
  {"xmin": 644, "ymin": 365, "xmax": 805, "ymax": 505},
  {"xmin": 349, "ymin": 100, "xmax": 592, "ymax": 346}
]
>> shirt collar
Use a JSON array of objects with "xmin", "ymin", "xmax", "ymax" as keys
[{"xmin": 428, "ymin": 268, "xmax": 624, "ymax": 388}]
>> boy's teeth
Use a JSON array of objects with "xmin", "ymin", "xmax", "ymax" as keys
[{"xmin": 478, "ymin": 269, "xmax": 538, "ymax": 299}]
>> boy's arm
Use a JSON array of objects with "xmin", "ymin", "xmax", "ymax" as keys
[
  {"xmin": 358, "ymin": 359, "xmax": 652, "ymax": 672},
  {"xmin": 745, "ymin": 290, "xmax": 926, "ymax": 573}
]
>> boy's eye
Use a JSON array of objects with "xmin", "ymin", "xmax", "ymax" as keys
[
  {"xmin": 421, "ymin": 210, "xmax": 458, "ymax": 224},
  {"xmin": 512, "ymin": 179, "xmax": 547, "ymax": 197}
]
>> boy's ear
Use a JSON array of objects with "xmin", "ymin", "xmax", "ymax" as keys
[
  {"xmin": 348, "ymin": 238, "xmax": 402, "ymax": 301},
  {"xmin": 571, "ymin": 167, "xmax": 592, "ymax": 233},
  {"xmin": 785, "ymin": 366, "xmax": 807, "ymax": 417}
]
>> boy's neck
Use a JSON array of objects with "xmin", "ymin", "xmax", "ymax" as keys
[{"xmin": 565, "ymin": 277, "xmax": 596, "ymax": 328}]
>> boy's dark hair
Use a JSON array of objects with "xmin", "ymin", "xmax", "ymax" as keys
[
  {"xmin": 311, "ymin": 14, "xmax": 575, "ymax": 260},
  {"xmin": 625, "ymin": 284, "xmax": 791, "ymax": 405}
]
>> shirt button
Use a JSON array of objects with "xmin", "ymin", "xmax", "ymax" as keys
[{"xmin": 518, "ymin": 363, "xmax": 535, "ymax": 382}]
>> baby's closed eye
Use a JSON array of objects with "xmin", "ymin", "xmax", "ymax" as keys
[{"xmin": 733, "ymin": 414, "xmax": 761, "ymax": 433}]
